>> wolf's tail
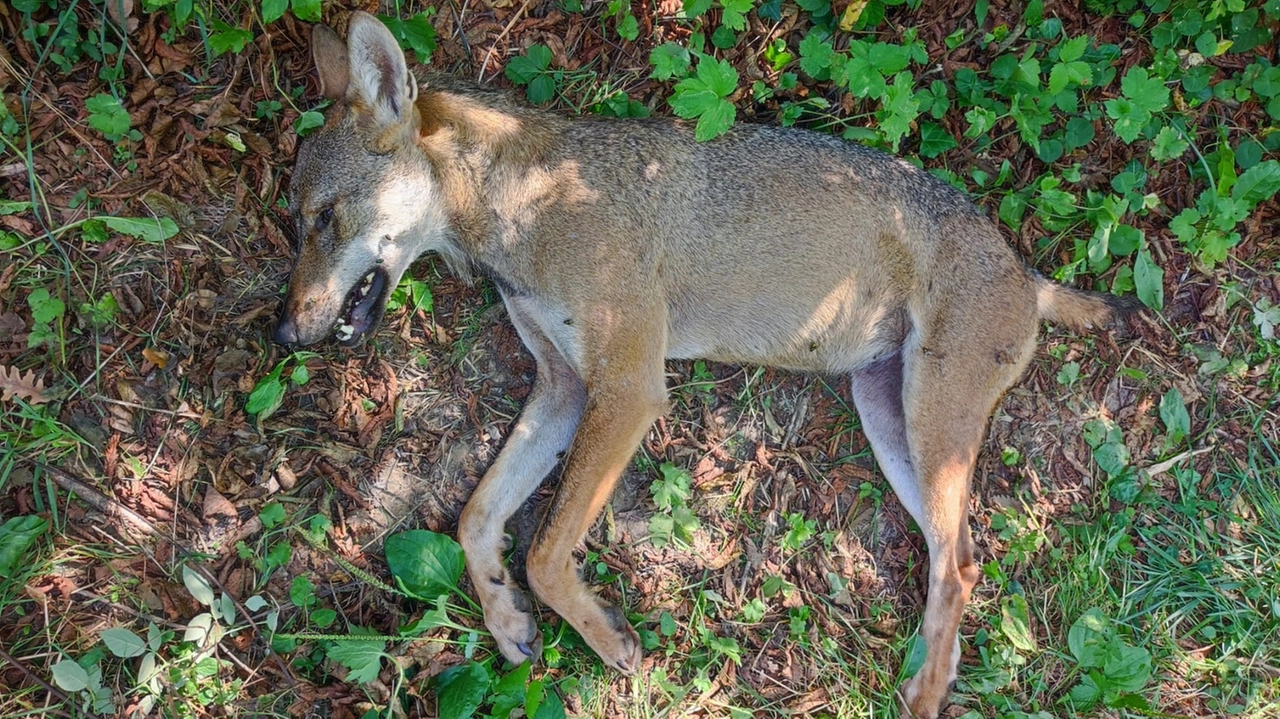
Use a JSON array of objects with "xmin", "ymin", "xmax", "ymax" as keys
[{"xmin": 1035, "ymin": 277, "xmax": 1142, "ymax": 331}]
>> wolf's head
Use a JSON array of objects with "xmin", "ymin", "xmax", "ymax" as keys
[{"xmin": 274, "ymin": 12, "xmax": 450, "ymax": 347}]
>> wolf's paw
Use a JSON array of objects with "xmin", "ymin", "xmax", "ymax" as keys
[
  {"xmin": 583, "ymin": 603, "xmax": 642, "ymax": 674},
  {"xmin": 896, "ymin": 674, "xmax": 948, "ymax": 719},
  {"xmin": 484, "ymin": 590, "xmax": 543, "ymax": 665}
]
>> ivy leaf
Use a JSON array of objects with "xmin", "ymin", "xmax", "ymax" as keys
[{"xmin": 917, "ymin": 122, "xmax": 958, "ymax": 158}]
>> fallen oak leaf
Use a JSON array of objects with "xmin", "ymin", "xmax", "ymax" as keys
[{"xmin": 0, "ymin": 365, "xmax": 50, "ymax": 405}]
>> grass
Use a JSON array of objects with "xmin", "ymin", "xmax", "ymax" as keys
[{"xmin": 2, "ymin": 0, "xmax": 1279, "ymax": 716}]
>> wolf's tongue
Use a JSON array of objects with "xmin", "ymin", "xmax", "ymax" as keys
[{"xmin": 348, "ymin": 269, "xmax": 387, "ymax": 333}]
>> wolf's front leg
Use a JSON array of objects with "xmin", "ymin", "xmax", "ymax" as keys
[
  {"xmin": 524, "ymin": 332, "xmax": 668, "ymax": 674},
  {"xmin": 458, "ymin": 324, "xmax": 585, "ymax": 665}
]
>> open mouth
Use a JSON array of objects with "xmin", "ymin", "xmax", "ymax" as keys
[{"xmin": 333, "ymin": 267, "xmax": 389, "ymax": 345}]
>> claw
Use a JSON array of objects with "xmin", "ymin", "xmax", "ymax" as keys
[{"xmin": 516, "ymin": 641, "xmax": 535, "ymax": 658}]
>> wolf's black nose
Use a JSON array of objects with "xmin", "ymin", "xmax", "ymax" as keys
[{"xmin": 274, "ymin": 316, "xmax": 300, "ymax": 345}]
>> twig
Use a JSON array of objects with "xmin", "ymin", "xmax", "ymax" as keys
[
  {"xmin": 476, "ymin": 0, "xmax": 537, "ymax": 83},
  {"xmin": 0, "ymin": 643, "xmax": 81, "ymax": 718}
]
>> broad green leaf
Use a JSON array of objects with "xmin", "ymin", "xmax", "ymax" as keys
[
  {"xmin": 1230, "ymin": 159, "xmax": 1280, "ymax": 210},
  {"xmin": 1068, "ymin": 608, "xmax": 1111, "ymax": 668},
  {"xmin": 326, "ymin": 638, "xmax": 385, "ymax": 683},
  {"xmin": 1058, "ymin": 34, "xmax": 1089, "ymax": 62},
  {"xmin": 208, "ymin": 20, "xmax": 253, "ymax": 57},
  {"xmin": 182, "ymin": 565, "xmax": 216, "ymax": 606},
  {"xmin": 291, "ymin": 0, "xmax": 321, "ymax": 22},
  {"xmin": 1134, "ymin": 247, "xmax": 1164, "ymax": 310},
  {"xmin": 1159, "ymin": 387, "xmax": 1190, "ymax": 444},
  {"xmin": 438, "ymin": 661, "xmax": 492, "ymax": 719},
  {"xmin": 384, "ymin": 529, "xmax": 465, "ymax": 599},
  {"xmin": 101, "ymin": 628, "xmax": 147, "ymax": 658},
  {"xmin": 1104, "ymin": 640, "xmax": 1152, "ymax": 692},
  {"xmin": 102, "ymin": 216, "xmax": 179, "ymax": 243},
  {"xmin": 1000, "ymin": 594, "xmax": 1036, "ymax": 652},
  {"xmin": 0, "ymin": 515, "xmax": 48, "ymax": 579},
  {"xmin": 261, "ymin": 0, "xmax": 287, "ymax": 24},
  {"xmin": 615, "ymin": 13, "xmax": 639, "ymax": 41},
  {"xmin": 683, "ymin": 0, "xmax": 713, "ymax": 17},
  {"xmin": 798, "ymin": 33, "xmax": 835, "ymax": 79},
  {"xmin": 259, "ymin": 502, "xmax": 286, "ymax": 529},
  {"xmin": 245, "ymin": 363, "xmax": 285, "ymax": 419},
  {"xmin": 1067, "ymin": 674, "xmax": 1102, "ymax": 708},
  {"xmin": 294, "ymin": 111, "xmax": 324, "ymax": 136},
  {"xmin": 51, "ymin": 659, "xmax": 90, "ymax": 692}
]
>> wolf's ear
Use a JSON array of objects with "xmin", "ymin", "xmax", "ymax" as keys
[
  {"xmin": 311, "ymin": 24, "xmax": 349, "ymax": 100},
  {"xmin": 345, "ymin": 11, "xmax": 418, "ymax": 127}
]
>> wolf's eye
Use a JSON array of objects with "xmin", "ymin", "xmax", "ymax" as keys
[{"xmin": 315, "ymin": 206, "xmax": 335, "ymax": 233}]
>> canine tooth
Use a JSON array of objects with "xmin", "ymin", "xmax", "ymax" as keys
[
  {"xmin": 364, "ymin": 272, "xmax": 374, "ymax": 283},
  {"xmin": 334, "ymin": 323, "xmax": 355, "ymax": 341}
]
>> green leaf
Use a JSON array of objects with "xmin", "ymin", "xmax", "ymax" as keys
[
  {"xmin": 1134, "ymin": 247, "xmax": 1164, "ymax": 310},
  {"xmin": 1149, "ymin": 125, "xmax": 1188, "ymax": 161},
  {"xmin": 1230, "ymin": 159, "xmax": 1280, "ymax": 210},
  {"xmin": 102, "ymin": 216, "xmax": 179, "ymax": 244},
  {"xmin": 509, "ymin": 44, "xmax": 553, "ymax": 82},
  {"xmin": 650, "ymin": 43, "xmax": 691, "ymax": 81},
  {"xmin": 51, "ymin": 659, "xmax": 90, "ymax": 692},
  {"xmin": 208, "ymin": 20, "xmax": 253, "ymax": 57},
  {"xmin": 721, "ymin": 0, "xmax": 754, "ymax": 31},
  {"xmin": 259, "ymin": 502, "xmax": 286, "ymax": 529},
  {"xmin": 1000, "ymin": 593, "xmax": 1036, "ymax": 652},
  {"xmin": 438, "ymin": 661, "xmax": 492, "ymax": 719},
  {"xmin": 1068, "ymin": 608, "xmax": 1111, "ymax": 668},
  {"xmin": 670, "ymin": 56, "xmax": 739, "ymax": 142},
  {"xmin": 182, "ymin": 566, "xmax": 216, "ymax": 607},
  {"xmin": 878, "ymin": 71, "xmax": 920, "ymax": 151},
  {"xmin": 0, "ymin": 515, "xmax": 47, "ymax": 579},
  {"xmin": 27, "ymin": 287, "xmax": 63, "ymax": 323},
  {"xmin": 290, "ymin": 575, "xmax": 316, "ymax": 608},
  {"xmin": 101, "ymin": 628, "xmax": 147, "ymax": 658},
  {"xmin": 384, "ymin": 529, "xmax": 465, "ymax": 599},
  {"xmin": 1121, "ymin": 67, "xmax": 1169, "ymax": 113},
  {"xmin": 326, "ymin": 638, "xmax": 385, "ymax": 683},
  {"xmin": 1058, "ymin": 34, "xmax": 1089, "ymax": 62},
  {"xmin": 261, "ymin": 0, "xmax": 287, "ymax": 24},
  {"xmin": 245, "ymin": 363, "xmax": 286, "ymax": 419},
  {"xmin": 381, "ymin": 11, "xmax": 438, "ymax": 63},
  {"xmin": 1067, "ymin": 674, "xmax": 1102, "ymax": 709},
  {"xmin": 684, "ymin": 0, "xmax": 713, "ymax": 17},
  {"xmin": 1159, "ymin": 387, "xmax": 1190, "ymax": 444},
  {"xmin": 294, "ymin": 111, "xmax": 324, "ymax": 136},
  {"xmin": 798, "ymin": 33, "xmax": 836, "ymax": 79},
  {"xmin": 527, "ymin": 75, "xmax": 556, "ymax": 104},
  {"xmin": 85, "ymin": 94, "xmax": 131, "ymax": 139},
  {"xmin": 616, "ymin": 13, "xmax": 639, "ymax": 41},
  {"xmin": 1104, "ymin": 640, "xmax": 1152, "ymax": 692},
  {"xmin": 290, "ymin": 0, "xmax": 321, "ymax": 22},
  {"xmin": 918, "ymin": 122, "xmax": 958, "ymax": 158}
]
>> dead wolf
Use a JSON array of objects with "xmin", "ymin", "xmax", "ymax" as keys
[{"xmin": 274, "ymin": 12, "xmax": 1133, "ymax": 717}]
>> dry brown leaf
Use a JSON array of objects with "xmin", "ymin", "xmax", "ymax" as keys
[{"xmin": 0, "ymin": 364, "xmax": 49, "ymax": 404}]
